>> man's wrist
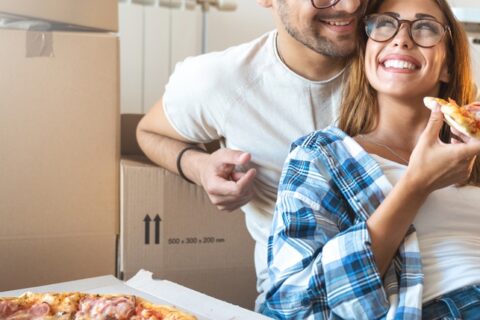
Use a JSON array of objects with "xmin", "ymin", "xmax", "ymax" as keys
[{"xmin": 176, "ymin": 145, "xmax": 207, "ymax": 184}]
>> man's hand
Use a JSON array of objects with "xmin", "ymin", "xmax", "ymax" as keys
[
  {"xmin": 194, "ymin": 148, "xmax": 257, "ymax": 211},
  {"xmin": 137, "ymin": 99, "xmax": 257, "ymax": 211}
]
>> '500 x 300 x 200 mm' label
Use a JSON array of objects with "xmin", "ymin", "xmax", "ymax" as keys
[{"xmin": 167, "ymin": 237, "xmax": 226, "ymax": 245}]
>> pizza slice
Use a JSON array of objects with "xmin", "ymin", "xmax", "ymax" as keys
[
  {"xmin": 424, "ymin": 97, "xmax": 480, "ymax": 139},
  {"xmin": 0, "ymin": 292, "xmax": 196, "ymax": 320}
]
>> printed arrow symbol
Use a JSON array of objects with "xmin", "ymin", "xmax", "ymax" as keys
[
  {"xmin": 144, "ymin": 214, "xmax": 151, "ymax": 245},
  {"xmin": 154, "ymin": 215, "xmax": 162, "ymax": 244}
]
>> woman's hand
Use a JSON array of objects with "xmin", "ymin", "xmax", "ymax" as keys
[{"xmin": 406, "ymin": 107, "xmax": 480, "ymax": 194}]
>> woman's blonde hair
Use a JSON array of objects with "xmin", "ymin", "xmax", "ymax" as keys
[{"xmin": 338, "ymin": 0, "xmax": 479, "ymax": 186}]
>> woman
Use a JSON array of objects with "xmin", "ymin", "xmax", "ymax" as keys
[{"xmin": 263, "ymin": 0, "xmax": 480, "ymax": 319}]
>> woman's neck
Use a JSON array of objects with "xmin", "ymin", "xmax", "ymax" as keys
[{"xmin": 369, "ymin": 94, "xmax": 432, "ymax": 151}]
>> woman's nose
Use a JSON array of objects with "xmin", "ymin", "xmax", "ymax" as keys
[{"xmin": 392, "ymin": 24, "xmax": 414, "ymax": 48}]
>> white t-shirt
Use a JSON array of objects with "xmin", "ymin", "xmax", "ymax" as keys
[
  {"xmin": 163, "ymin": 30, "xmax": 346, "ymax": 305},
  {"xmin": 371, "ymin": 154, "xmax": 480, "ymax": 303}
]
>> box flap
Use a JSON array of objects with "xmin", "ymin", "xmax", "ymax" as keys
[{"xmin": 127, "ymin": 270, "xmax": 270, "ymax": 320}]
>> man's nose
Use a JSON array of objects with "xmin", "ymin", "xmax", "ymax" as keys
[{"xmin": 332, "ymin": 0, "xmax": 362, "ymax": 14}]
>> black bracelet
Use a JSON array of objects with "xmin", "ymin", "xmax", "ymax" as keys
[{"xmin": 176, "ymin": 146, "xmax": 206, "ymax": 184}]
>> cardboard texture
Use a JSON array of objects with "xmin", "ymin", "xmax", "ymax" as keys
[
  {"xmin": 121, "ymin": 114, "xmax": 146, "ymax": 156},
  {"xmin": 0, "ymin": 270, "xmax": 271, "ymax": 320},
  {"xmin": 0, "ymin": 0, "xmax": 118, "ymax": 32},
  {"xmin": 0, "ymin": 29, "xmax": 120, "ymax": 290},
  {"xmin": 119, "ymin": 115, "xmax": 257, "ymax": 310}
]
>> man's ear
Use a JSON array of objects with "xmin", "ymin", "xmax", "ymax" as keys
[
  {"xmin": 257, "ymin": 0, "xmax": 272, "ymax": 8},
  {"xmin": 440, "ymin": 64, "xmax": 450, "ymax": 83}
]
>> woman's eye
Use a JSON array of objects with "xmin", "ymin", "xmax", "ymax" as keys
[
  {"xmin": 376, "ymin": 19, "xmax": 396, "ymax": 28},
  {"xmin": 414, "ymin": 21, "xmax": 440, "ymax": 34}
]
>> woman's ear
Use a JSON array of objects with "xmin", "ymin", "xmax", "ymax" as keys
[
  {"xmin": 257, "ymin": 0, "xmax": 272, "ymax": 8},
  {"xmin": 440, "ymin": 64, "xmax": 450, "ymax": 83}
]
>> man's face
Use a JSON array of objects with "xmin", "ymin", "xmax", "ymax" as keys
[{"xmin": 275, "ymin": 0, "xmax": 367, "ymax": 58}]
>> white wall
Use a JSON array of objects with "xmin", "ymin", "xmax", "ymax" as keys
[
  {"xmin": 207, "ymin": 0, "xmax": 273, "ymax": 52},
  {"xmin": 119, "ymin": 1, "xmax": 274, "ymax": 114},
  {"xmin": 448, "ymin": 0, "xmax": 480, "ymax": 7}
]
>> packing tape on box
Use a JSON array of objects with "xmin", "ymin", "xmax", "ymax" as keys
[
  {"xmin": 25, "ymin": 31, "xmax": 54, "ymax": 58},
  {"xmin": 0, "ymin": 14, "xmax": 54, "ymax": 58}
]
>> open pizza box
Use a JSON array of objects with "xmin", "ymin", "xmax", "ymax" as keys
[{"xmin": 0, "ymin": 269, "xmax": 271, "ymax": 320}]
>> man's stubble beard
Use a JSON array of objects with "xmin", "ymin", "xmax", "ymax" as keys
[
  {"xmin": 277, "ymin": 1, "xmax": 359, "ymax": 58},
  {"xmin": 286, "ymin": 24, "xmax": 356, "ymax": 58}
]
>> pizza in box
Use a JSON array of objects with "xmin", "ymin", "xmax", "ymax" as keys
[{"xmin": 0, "ymin": 292, "xmax": 196, "ymax": 320}]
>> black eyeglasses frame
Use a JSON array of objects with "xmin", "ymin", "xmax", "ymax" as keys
[{"xmin": 364, "ymin": 13, "xmax": 451, "ymax": 48}]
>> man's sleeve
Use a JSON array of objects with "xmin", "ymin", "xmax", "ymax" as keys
[
  {"xmin": 162, "ymin": 56, "xmax": 226, "ymax": 143},
  {"xmin": 265, "ymin": 144, "xmax": 390, "ymax": 320}
]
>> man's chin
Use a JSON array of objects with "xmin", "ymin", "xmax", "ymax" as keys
[{"xmin": 313, "ymin": 41, "xmax": 357, "ymax": 58}]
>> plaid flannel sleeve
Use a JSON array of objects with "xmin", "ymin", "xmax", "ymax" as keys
[{"xmin": 265, "ymin": 142, "xmax": 390, "ymax": 320}]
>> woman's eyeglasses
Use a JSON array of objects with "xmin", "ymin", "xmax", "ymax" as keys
[{"xmin": 364, "ymin": 14, "xmax": 451, "ymax": 48}]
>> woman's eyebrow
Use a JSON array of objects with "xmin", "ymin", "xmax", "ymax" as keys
[
  {"xmin": 383, "ymin": 11, "xmax": 438, "ymax": 20},
  {"xmin": 415, "ymin": 13, "xmax": 437, "ymax": 20},
  {"xmin": 383, "ymin": 11, "xmax": 399, "ymax": 17}
]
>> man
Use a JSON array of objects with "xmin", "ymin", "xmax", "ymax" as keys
[{"xmin": 137, "ymin": 0, "xmax": 367, "ymax": 310}]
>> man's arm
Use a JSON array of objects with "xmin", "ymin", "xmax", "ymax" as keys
[
  {"xmin": 136, "ymin": 98, "xmax": 257, "ymax": 211},
  {"xmin": 136, "ymin": 98, "xmax": 204, "ymax": 181}
]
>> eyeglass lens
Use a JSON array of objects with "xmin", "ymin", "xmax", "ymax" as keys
[{"xmin": 366, "ymin": 14, "xmax": 445, "ymax": 47}]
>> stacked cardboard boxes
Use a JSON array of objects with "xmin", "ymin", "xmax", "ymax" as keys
[
  {"xmin": 119, "ymin": 115, "xmax": 258, "ymax": 310},
  {"xmin": 0, "ymin": 1, "xmax": 119, "ymax": 290},
  {"xmin": 0, "ymin": 0, "xmax": 117, "ymax": 31}
]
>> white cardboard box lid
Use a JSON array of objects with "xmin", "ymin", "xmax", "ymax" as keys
[{"xmin": 0, "ymin": 270, "xmax": 269, "ymax": 320}]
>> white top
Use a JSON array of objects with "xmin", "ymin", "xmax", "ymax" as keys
[
  {"xmin": 163, "ymin": 30, "xmax": 346, "ymax": 305},
  {"xmin": 371, "ymin": 154, "xmax": 480, "ymax": 303}
]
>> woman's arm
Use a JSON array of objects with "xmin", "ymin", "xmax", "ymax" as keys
[
  {"xmin": 367, "ymin": 109, "xmax": 480, "ymax": 275},
  {"xmin": 266, "ymin": 143, "xmax": 390, "ymax": 320}
]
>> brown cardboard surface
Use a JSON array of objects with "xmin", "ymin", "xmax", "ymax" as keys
[
  {"xmin": 121, "ymin": 114, "xmax": 146, "ymax": 156},
  {"xmin": 0, "ymin": 29, "xmax": 119, "ymax": 290},
  {"xmin": 0, "ymin": 235, "xmax": 116, "ymax": 291},
  {"xmin": 120, "ymin": 157, "xmax": 257, "ymax": 310},
  {"xmin": 0, "ymin": 0, "xmax": 118, "ymax": 32}
]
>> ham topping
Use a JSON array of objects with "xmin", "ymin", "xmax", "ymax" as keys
[
  {"xmin": 0, "ymin": 302, "xmax": 50, "ymax": 320},
  {"xmin": 76, "ymin": 296, "xmax": 135, "ymax": 320}
]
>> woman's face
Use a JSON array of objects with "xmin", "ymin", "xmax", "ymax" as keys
[{"xmin": 365, "ymin": 0, "xmax": 450, "ymax": 100}]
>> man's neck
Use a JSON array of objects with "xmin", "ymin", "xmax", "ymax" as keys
[{"xmin": 276, "ymin": 31, "xmax": 346, "ymax": 81}]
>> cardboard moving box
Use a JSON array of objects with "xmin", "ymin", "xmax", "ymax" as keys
[
  {"xmin": 0, "ymin": 29, "xmax": 120, "ymax": 290},
  {"xmin": 0, "ymin": 0, "xmax": 118, "ymax": 32},
  {"xmin": 120, "ymin": 115, "xmax": 257, "ymax": 310}
]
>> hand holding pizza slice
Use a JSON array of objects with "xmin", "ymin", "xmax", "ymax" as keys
[{"xmin": 424, "ymin": 97, "xmax": 480, "ymax": 139}]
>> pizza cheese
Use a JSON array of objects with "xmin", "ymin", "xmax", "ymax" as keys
[
  {"xmin": 0, "ymin": 292, "xmax": 196, "ymax": 320},
  {"xmin": 424, "ymin": 97, "xmax": 480, "ymax": 139}
]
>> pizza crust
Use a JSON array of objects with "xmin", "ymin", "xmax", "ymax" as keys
[{"xmin": 136, "ymin": 297, "xmax": 196, "ymax": 320}]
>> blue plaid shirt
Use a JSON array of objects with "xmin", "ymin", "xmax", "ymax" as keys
[{"xmin": 264, "ymin": 127, "xmax": 424, "ymax": 320}]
